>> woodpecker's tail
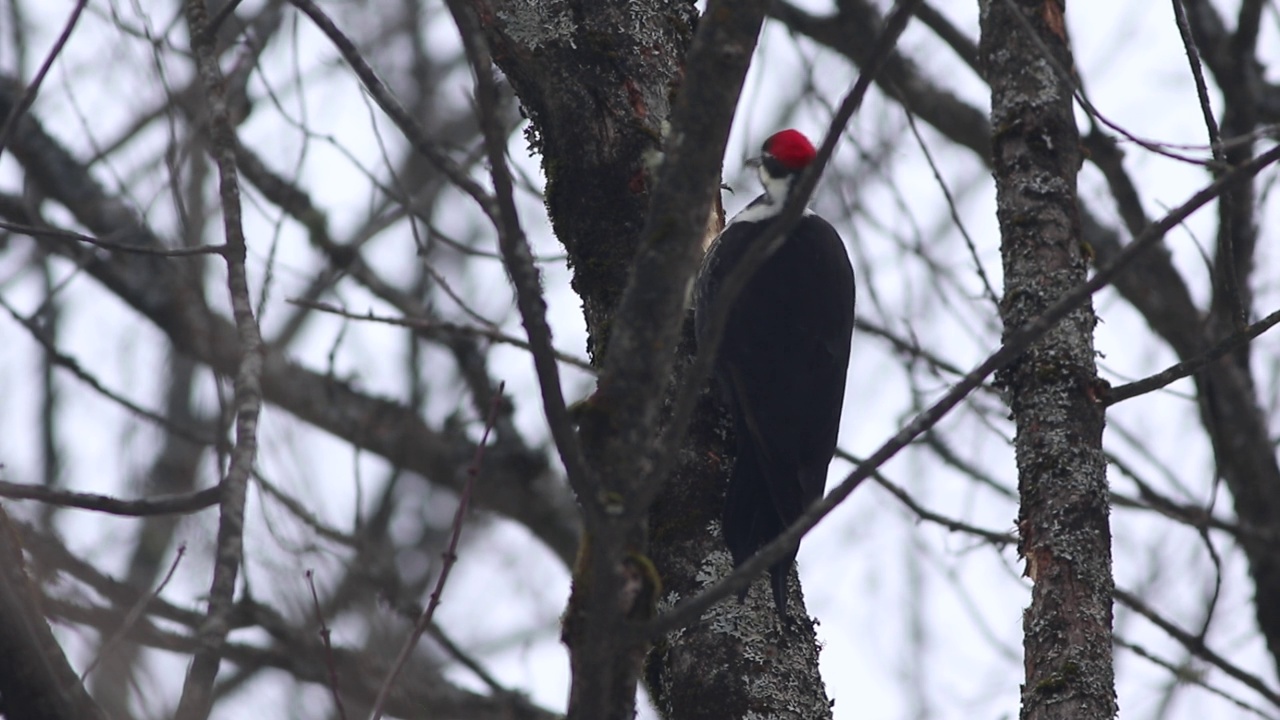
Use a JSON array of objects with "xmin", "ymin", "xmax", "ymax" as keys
[{"xmin": 722, "ymin": 452, "xmax": 796, "ymax": 616}]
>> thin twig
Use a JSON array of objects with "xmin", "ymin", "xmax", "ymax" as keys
[
  {"xmin": 284, "ymin": 0, "xmax": 497, "ymax": 219},
  {"xmin": 0, "ymin": 481, "xmax": 220, "ymax": 517},
  {"xmin": 1171, "ymin": 0, "xmax": 1244, "ymax": 328},
  {"xmin": 0, "ymin": 0, "xmax": 88, "ymax": 160},
  {"xmin": 920, "ymin": 429, "xmax": 1016, "ymax": 499},
  {"xmin": 1113, "ymin": 636, "xmax": 1276, "ymax": 720},
  {"xmin": 288, "ymin": 297, "xmax": 595, "ymax": 372},
  {"xmin": 375, "ymin": 599, "xmax": 527, "ymax": 698},
  {"xmin": 42, "ymin": 593, "xmax": 560, "ymax": 720},
  {"xmin": 1108, "ymin": 454, "xmax": 1280, "ymax": 547},
  {"xmin": 174, "ymin": 0, "xmax": 266, "ymax": 717},
  {"xmin": 1107, "ymin": 305, "xmax": 1280, "ymax": 405},
  {"xmin": 366, "ymin": 381, "xmax": 506, "ymax": 720},
  {"xmin": 857, "ymin": 318, "xmax": 973, "ymax": 381},
  {"xmin": 306, "ymin": 570, "xmax": 348, "ymax": 720},
  {"xmin": 0, "ymin": 293, "xmax": 218, "ymax": 445},
  {"xmin": 1171, "ymin": 0, "xmax": 1227, "ymax": 162},
  {"xmin": 423, "ymin": 623, "xmax": 511, "ymax": 697},
  {"xmin": 0, "ymin": 218, "xmax": 226, "ymax": 256},
  {"xmin": 1172, "ymin": 0, "xmax": 1244, "ymax": 333},
  {"xmin": 1115, "ymin": 587, "xmax": 1280, "ymax": 708},
  {"xmin": 903, "ymin": 108, "xmax": 999, "ymax": 308},
  {"xmin": 254, "ymin": 471, "xmax": 359, "ymax": 548},
  {"xmin": 995, "ymin": 0, "xmax": 1215, "ymax": 168},
  {"xmin": 834, "ymin": 450, "xmax": 1015, "ymax": 545},
  {"xmin": 17, "ymin": 520, "xmax": 207, "ymax": 629},
  {"xmin": 81, "ymin": 545, "xmax": 187, "ymax": 681},
  {"xmin": 444, "ymin": 0, "xmax": 592, "ymax": 494}
]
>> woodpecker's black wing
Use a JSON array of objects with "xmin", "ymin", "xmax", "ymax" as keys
[{"xmin": 696, "ymin": 211, "xmax": 855, "ymax": 614}]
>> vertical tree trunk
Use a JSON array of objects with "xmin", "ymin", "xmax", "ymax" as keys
[
  {"xmin": 643, "ymin": 334, "xmax": 832, "ymax": 720},
  {"xmin": 475, "ymin": 0, "xmax": 694, "ymax": 360},
  {"xmin": 476, "ymin": 3, "xmax": 696, "ymax": 716},
  {"xmin": 979, "ymin": 2, "xmax": 1117, "ymax": 719}
]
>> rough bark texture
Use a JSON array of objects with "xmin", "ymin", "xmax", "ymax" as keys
[
  {"xmin": 980, "ymin": 2, "xmax": 1117, "ymax": 719},
  {"xmin": 476, "ymin": 4, "xmax": 698, "ymax": 717},
  {"xmin": 644, "ymin": 331, "xmax": 832, "ymax": 720},
  {"xmin": 475, "ymin": 0, "xmax": 696, "ymax": 362}
]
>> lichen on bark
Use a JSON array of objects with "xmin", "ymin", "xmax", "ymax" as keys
[{"xmin": 980, "ymin": 1, "xmax": 1117, "ymax": 718}]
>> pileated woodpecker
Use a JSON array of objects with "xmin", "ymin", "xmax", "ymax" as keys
[{"xmin": 694, "ymin": 129, "xmax": 855, "ymax": 616}]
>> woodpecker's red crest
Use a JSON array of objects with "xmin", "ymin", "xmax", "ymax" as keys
[{"xmin": 762, "ymin": 129, "xmax": 817, "ymax": 172}]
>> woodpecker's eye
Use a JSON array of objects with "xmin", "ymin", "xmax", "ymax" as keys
[{"xmin": 761, "ymin": 155, "xmax": 793, "ymax": 178}]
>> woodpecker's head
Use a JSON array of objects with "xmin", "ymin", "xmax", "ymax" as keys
[{"xmin": 749, "ymin": 129, "xmax": 817, "ymax": 202}]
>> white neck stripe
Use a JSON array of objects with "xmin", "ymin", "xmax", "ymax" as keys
[
  {"xmin": 726, "ymin": 194, "xmax": 813, "ymax": 226},
  {"xmin": 725, "ymin": 165, "xmax": 810, "ymax": 226}
]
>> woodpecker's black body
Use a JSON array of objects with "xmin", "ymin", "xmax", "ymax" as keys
[{"xmin": 694, "ymin": 130, "xmax": 855, "ymax": 617}]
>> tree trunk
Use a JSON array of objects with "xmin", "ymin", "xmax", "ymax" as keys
[
  {"xmin": 980, "ymin": 2, "xmax": 1117, "ymax": 718},
  {"xmin": 644, "ymin": 334, "xmax": 832, "ymax": 720},
  {"xmin": 475, "ymin": 0, "xmax": 694, "ymax": 360}
]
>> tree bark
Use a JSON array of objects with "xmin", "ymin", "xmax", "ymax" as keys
[
  {"xmin": 980, "ymin": 2, "xmax": 1117, "ymax": 718},
  {"xmin": 477, "ymin": 4, "xmax": 698, "ymax": 716},
  {"xmin": 644, "ymin": 337, "xmax": 832, "ymax": 720},
  {"xmin": 475, "ymin": 0, "xmax": 696, "ymax": 360}
]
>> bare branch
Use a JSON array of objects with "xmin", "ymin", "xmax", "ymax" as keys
[
  {"xmin": 770, "ymin": 0, "xmax": 992, "ymax": 160},
  {"xmin": 289, "ymin": 298, "xmax": 595, "ymax": 372},
  {"xmin": 1114, "ymin": 636, "xmax": 1278, "ymax": 719},
  {"xmin": 284, "ymin": 0, "xmax": 498, "ymax": 218},
  {"xmin": 305, "ymin": 570, "xmax": 349, "ymax": 720},
  {"xmin": 175, "ymin": 0, "xmax": 266, "ymax": 715},
  {"xmin": 0, "ymin": 292, "xmax": 218, "ymax": 445},
  {"xmin": 1172, "ymin": 0, "xmax": 1246, "ymax": 330},
  {"xmin": 0, "ymin": 76, "xmax": 581, "ymax": 566},
  {"xmin": 253, "ymin": 471, "xmax": 359, "ymax": 548},
  {"xmin": 845, "ymin": 453, "xmax": 1016, "ymax": 546},
  {"xmin": 445, "ymin": 0, "xmax": 591, "ymax": 497},
  {"xmin": 0, "ymin": 218, "xmax": 227, "ymax": 256},
  {"xmin": 0, "ymin": 481, "xmax": 220, "ymax": 517},
  {"xmin": 82, "ymin": 545, "xmax": 186, "ymax": 681},
  {"xmin": 1172, "ymin": 0, "xmax": 1228, "ymax": 162},
  {"xmin": 903, "ymin": 107, "xmax": 999, "ymax": 308},
  {"xmin": 0, "ymin": 0, "xmax": 88, "ymax": 160},
  {"xmin": 44, "ymin": 596, "xmax": 558, "ymax": 720},
  {"xmin": 1108, "ymin": 305, "xmax": 1280, "ymax": 405},
  {"xmin": 1116, "ymin": 588, "xmax": 1280, "ymax": 708}
]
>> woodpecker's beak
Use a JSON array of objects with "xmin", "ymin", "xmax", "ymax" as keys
[{"xmin": 744, "ymin": 155, "xmax": 764, "ymax": 169}]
